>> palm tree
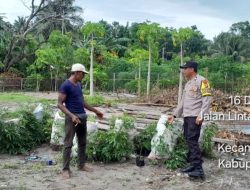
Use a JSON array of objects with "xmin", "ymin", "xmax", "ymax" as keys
[
  {"xmin": 34, "ymin": 0, "xmax": 83, "ymax": 39},
  {"xmin": 212, "ymin": 32, "xmax": 250, "ymax": 62}
]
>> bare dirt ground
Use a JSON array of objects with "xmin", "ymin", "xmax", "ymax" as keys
[
  {"xmin": 0, "ymin": 92, "xmax": 250, "ymax": 190},
  {"xmin": 0, "ymin": 145, "xmax": 249, "ymax": 190}
]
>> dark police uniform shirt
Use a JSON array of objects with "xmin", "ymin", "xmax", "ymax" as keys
[{"xmin": 173, "ymin": 74, "xmax": 212, "ymax": 118}]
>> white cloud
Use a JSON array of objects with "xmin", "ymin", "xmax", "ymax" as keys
[
  {"xmin": 1, "ymin": 0, "xmax": 249, "ymax": 39},
  {"xmin": 0, "ymin": 0, "xmax": 30, "ymax": 22}
]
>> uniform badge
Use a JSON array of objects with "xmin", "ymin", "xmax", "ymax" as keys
[{"xmin": 201, "ymin": 80, "xmax": 211, "ymax": 96}]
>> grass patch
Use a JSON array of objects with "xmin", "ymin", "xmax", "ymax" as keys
[
  {"xmin": 1, "ymin": 162, "xmax": 19, "ymax": 169},
  {"xmin": 0, "ymin": 93, "xmax": 38, "ymax": 103},
  {"xmin": 84, "ymin": 95, "xmax": 105, "ymax": 106},
  {"xmin": 0, "ymin": 93, "xmax": 54, "ymax": 104}
]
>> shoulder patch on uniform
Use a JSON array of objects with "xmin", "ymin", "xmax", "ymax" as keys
[{"xmin": 201, "ymin": 79, "xmax": 212, "ymax": 96}]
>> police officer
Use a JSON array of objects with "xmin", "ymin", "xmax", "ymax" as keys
[{"xmin": 168, "ymin": 61, "xmax": 212, "ymax": 179}]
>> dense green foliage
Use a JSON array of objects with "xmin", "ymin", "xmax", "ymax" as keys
[
  {"xmin": 133, "ymin": 123, "xmax": 157, "ymax": 156},
  {"xmin": 201, "ymin": 123, "xmax": 219, "ymax": 158},
  {"xmin": 0, "ymin": 1, "xmax": 250, "ymax": 94},
  {"xmin": 87, "ymin": 129, "xmax": 132, "ymax": 162},
  {"xmin": 164, "ymin": 135, "xmax": 188, "ymax": 170},
  {"xmin": 0, "ymin": 107, "xmax": 53, "ymax": 154}
]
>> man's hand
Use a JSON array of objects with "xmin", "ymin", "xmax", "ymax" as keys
[
  {"xmin": 195, "ymin": 116, "xmax": 203, "ymax": 125},
  {"xmin": 95, "ymin": 110, "xmax": 103, "ymax": 119},
  {"xmin": 168, "ymin": 115, "xmax": 174, "ymax": 124},
  {"xmin": 72, "ymin": 115, "xmax": 81, "ymax": 126}
]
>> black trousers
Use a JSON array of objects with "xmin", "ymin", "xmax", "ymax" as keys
[
  {"xmin": 183, "ymin": 117, "xmax": 203, "ymax": 166},
  {"xmin": 63, "ymin": 115, "xmax": 87, "ymax": 171}
]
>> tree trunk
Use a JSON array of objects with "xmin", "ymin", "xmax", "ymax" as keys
[
  {"xmin": 178, "ymin": 42, "xmax": 183, "ymax": 104},
  {"xmin": 90, "ymin": 35, "xmax": 94, "ymax": 97},
  {"xmin": 162, "ymin": 47, "xmax": 165, "ymax": 61},
  {"xmin": 146, "ymin": 43, "xmax": 151, "ymax": 100},
  {"xmin": 138, "ymin": 62, "xmax": 141, "ymax": 97}
]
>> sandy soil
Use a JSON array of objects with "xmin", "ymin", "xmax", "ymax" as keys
[{"xmin": 0, "ymin": 144, "xmax": 249, "ymax": 190}]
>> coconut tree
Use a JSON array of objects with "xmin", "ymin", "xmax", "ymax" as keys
[{"xmin": 212, "ymin": 32, "xmax": 250, "ymax": 62}]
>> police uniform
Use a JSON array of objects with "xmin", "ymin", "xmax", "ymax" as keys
[{"xmin": 173, "ymin": 65, "xmax": 212, "ymax": 176}]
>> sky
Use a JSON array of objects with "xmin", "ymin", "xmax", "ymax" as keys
[{"xmin": 0, "ymin": 0, "xmax": 249, "ymax": 40}]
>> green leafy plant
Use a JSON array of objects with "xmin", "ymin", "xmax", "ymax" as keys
[
  {"xmin": 109, "ymin": 114, "xmax": 135, "ymax": 130},
  {"xmin": 0, "ymin": 105, "xmax": 53, "ymax": 154},
  {"xmin": 154, "ymin": 136, "xmax": 170, "ymax": 157},
  {"xmin": 133, "ymin": 123, "xmax": 157, "ymax": 156},
  {"xmin": 87, "ymin": 129, "xmax": 132, "ymax": 162},
  {"xmin": 164, "ymin": 135, "xmax": 188, "ymax": 170},
  {"xmin": 201, "ymin": 123, "xmax": 218, "ymax": 158}
]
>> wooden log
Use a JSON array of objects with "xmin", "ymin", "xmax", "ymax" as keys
[
  {"xmin": 241, "ymin": 106, "xmax": 250, "ymax": 113},
  {"xmin": 212, "ymin": 137, "xmax": 235, "ymax": 145},
  {"xmin": 238, "ymin": 139, "xmax": 250, "ymax": 145},
  {"xmin": 132, "ymin": 103, "xmax": 167, "ymax": 107}
]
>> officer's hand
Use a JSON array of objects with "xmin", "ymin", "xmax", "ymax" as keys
[
  {"xmin": 168, "ymin": 115, "xmax": 174, "ymax": 124},
  {"xmin": 195, "ymin": 117, "xmax": 203, "ymax": 126},
  {"xmin": 72, "ymin": 115, "xmax": 81, "ymax": 126},
  {"xmin": 95, "ymin": 110, "xmax": 104, "ymax": 119}
]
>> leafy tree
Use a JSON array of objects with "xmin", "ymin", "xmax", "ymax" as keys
[
  {"xmin": 230, "ymin": 21, "xmax": 250, "ymax": 39},
  {"xmin": 137, "ymin": 22, "xmax": 166, "ymax": 98},
  {"xmin": 0, "ymin": 17, "xmax": 12, "ymax": 69},
  {"xmin": 172, "ymin": 27, "xmax": 194, "ymax": 103},
  {"xmin": 184, "ymin": 25, "xmax": 210, "ymax": 56},
  {"xmin": 1, "ymin": 0, "xmax": 82, "ymax": 73},
  {"xmin": 32, "ymin": 30, "xmax": 74, "ymax": 90},
  {"xmin": 73, "ymin": 48, "xmax": 89, "ymax": 65},
  {"xmin": 81, "ymin": 22, "xmax": 105, "ymax": 96},
  {"xmin": 212, "ymin": 32, "xmax": 250, "ymax": 62},
  {"xmin": 34, "ymin": 0, "xmax": 83, "ymax": 38},
  {"xmin": 129, "ymin": 48, "xmax": 148, "ymax": 96}
]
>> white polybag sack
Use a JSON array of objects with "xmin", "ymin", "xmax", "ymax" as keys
[
  {"xmin": 87, "ymin": 121, "xmax": 98, "ymax": 133},
  {"xmin": 33, "ymin": 103, "xmax": 43, "ymax": 121},
  {"xmin": 50, "ymin": 111, "xmax": 65, "ymax": 146},
  {"xmin": 156, "ymin": 114, "xmax": 167, "ymax": 136},
  {"xmin": 148, "ymin": 115, "xmax": 182, "ymax": 159},
  {"xmin": 71, "ymin": 121, "xmax": 99, "ymax": 158},
  {"xmin": 115, "ymin": 119, "xmax": 123, "ymax": 131},
  {"xmin": 71, "ymin": 136, "xmax": 78, "ymax": 157},
  {"xmin": 50, "ymin": 111, "xmax": 99, "ymax": 156}
]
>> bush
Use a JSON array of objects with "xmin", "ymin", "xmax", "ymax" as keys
[
  {"xmin": 164, "ymin": 135, "xmax": 188, "ymax": 170},
  {"xmin": 0, "ymin": 107, "xmax": 53, "ymax": 154},
  {"xmin": 201, "ymin": 123, "xmax": 218, "ymax": 158},
  {"xmin": 133, "ymin": 123, "xmax": 157, "ymax": 156},
  {"xmin": 87, "ymin": 129, "xmax": 132, "ymax": 162},
  {"xmin": 109, "ymin": 114, "xmax": 135, "ymax": 130}
]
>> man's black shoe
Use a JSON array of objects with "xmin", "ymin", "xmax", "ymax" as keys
[
  {"xmin": 180, "ymin": 164, "xmax": 195, "ymax": 173},
  {"xmin": 188, "ymin": 166, "xmax": 205, "ymax": 179}
]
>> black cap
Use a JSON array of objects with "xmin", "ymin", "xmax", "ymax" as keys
[{"xmin": 180, "ymin": 61, "xmax": 198, "ymax": 70}]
